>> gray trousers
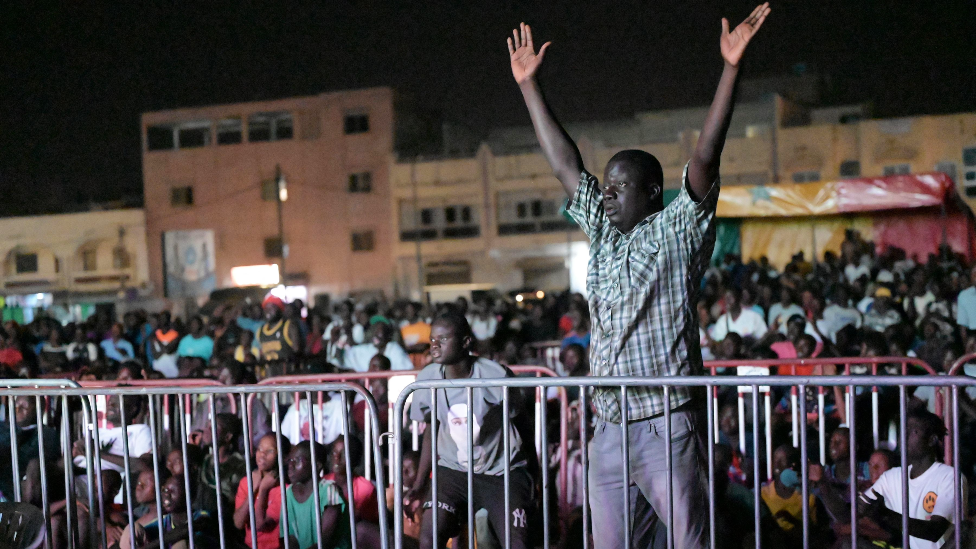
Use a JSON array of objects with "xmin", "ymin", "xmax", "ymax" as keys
[{"xmin": 588, "ymin": 408, "xmax": 709, "ymax": 549}]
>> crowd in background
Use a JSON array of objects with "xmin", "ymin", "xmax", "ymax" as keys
[{"xmin": 2, "ymin": 229, "xmax": 976, "ymax": 547}]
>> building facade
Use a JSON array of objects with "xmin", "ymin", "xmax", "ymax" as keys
[
  {"xmin": 391, "ymin": 98, "xmax": 976, "ymax": 296},
  {"xmin": 141, "ymin": 87, "xmax": 394, "ymax": 303},
  {"xmin": 0, "ymin": 209, "xmax": 149, "ymax": 322}
]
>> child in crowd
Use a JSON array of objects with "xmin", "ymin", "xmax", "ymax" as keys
[
  {"xmin": 234, "ymin": 434, "xmax": 288, "ymax": 549},
  {"xmin": 284, "ymin": 441, "xmax": 350, "ymax": 549},
  {"xmin": 118, "ymin": 468, "xmax": 167, "ymax": 549},
  {"xmin": 760, "ymin": 445, "xmax": 820, "ymax": 548},
  {"xmin": 323, "ymin": 435, "xmax": 381, "ymax": 546}
]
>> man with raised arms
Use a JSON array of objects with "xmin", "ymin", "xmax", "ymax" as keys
[{"xmin": 508, "ymin": 5, "xmax": 770, "ymax": 547}]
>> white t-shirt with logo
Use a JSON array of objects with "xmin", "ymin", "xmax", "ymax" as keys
[{"xmin": 865, "ymin": 463, "xmax": 967, "ymax": 549}]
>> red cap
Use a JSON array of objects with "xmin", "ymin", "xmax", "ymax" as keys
[{"xmin": 262, "ymin": 295, "xmax": 286, "ymax": 311}]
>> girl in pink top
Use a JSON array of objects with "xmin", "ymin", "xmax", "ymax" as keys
[{"xmin": 234, "ymin": 434, "xmax": 288, "ymax": 548}]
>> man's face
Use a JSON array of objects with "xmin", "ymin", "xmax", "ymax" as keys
[
  {"xmin": 724, "ymin": 291, "xmax": 740, "ymax": 311},
  {"xmin": 264, "ymin": 304, "xmax": 280, "ymax": 321},
  {"xmin": 330, "ymin": 438, "xmax": 346, "ymax": 475},
  {"xmin": 15, "ymin": 396, "xmax": 35, "ymax": 427},
  {"xmin": 167, "ymin": 450, "xmax": 184, "ymax": 477},
  {"xmin": 828, "ymin": 430, "xmax": 849, "ymax": 463},
  {"xmin": 601, "ymin": 160, "xmax": 658, "ymax": 233},
  {"xmin": 160, "ymin": 476, "xmax": 184, "ymax": 514},
  {"xmin": 287, "ymin": 448, "xmax": 312, "ymax": 484},
  {"xmin": 372, "ymin": 325, "xmax": 392, "ymax": 350},
  {"xmin": 430, "ymin": 322, "xmax": 468, "ymax": 365},
  {"xmin": 906, "ymin": 417, "xmax": 932, "ymax": 460},
  {"xmin": 772, "ymin": 449, "xmax": 792, "ymax": 480},
  {"xmin": 106, "ymin": 397, "xmax": 122, "ymax": 425}
]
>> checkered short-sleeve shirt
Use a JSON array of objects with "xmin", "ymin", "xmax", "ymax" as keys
[{"xmin": 566, "ymin": 162, "xmax": 719, "ymax": 422}]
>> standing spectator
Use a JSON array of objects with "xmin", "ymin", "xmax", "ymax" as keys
[
  {"xmin": 100, "ymin": 323, "xmax": 135, "ymax": 363},
  {"xmin": 405, "ymin": 312, "xmax": 534, "ymax": 548},
  {"xmin": 177, "ymin": 315, "xmax": 215, "ymax": 363},
  {"xmin": 257, "ymin": 295, "xmax": 301, "ymax": 371}
]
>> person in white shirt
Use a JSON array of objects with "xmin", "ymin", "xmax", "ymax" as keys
[
  {"xmin": 821, "ymin": 286, "xmax": 862, "ymax": 343},
  {"xmin": 767, "ymin": 287, "xmax": 804, "ymax": 333},
  {"xmin": 71, "ymin": 394, "xmax": 152, "ymax": 504},
  {"xmin": 858, "ymin": 409, "xmax": 966, "ymax": 549},
  {"xmin": 65, "ymin": 327, "xmax": 98, "ymax": 363},
  {"xmin": 712, "ymin": 287, "xmax": 768, "ymax": 344},
  {"xmin": 845, "ymin": 255, "xmax": 872, "ymax": 284},
  {"xmin": 341, "ymin": 321, "xmax": 415, "ymax": 372}
]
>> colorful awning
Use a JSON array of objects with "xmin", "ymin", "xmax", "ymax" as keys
[{"xmin": 716, "ymin": 172, "xmax": 955, "ymax": 218}]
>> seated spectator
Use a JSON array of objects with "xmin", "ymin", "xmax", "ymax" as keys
[
  {"xmin": 324, "ymin": 435, "xmax": 382, "ymax": 545},
  {"xmin": 166, "ymin": 445, "xmax": 205, "ymax": 489},
  {"xmin": 821, "ymin": 285, "xmax": 862, "ymax": 343},
  {"xmin": 280, "ymin": 392, "xmax": 347, "ymax": 448},
  {"xmin": 760, "ymin": 445, "xmax": 819, "ymax": 547},
  {"xmin": 468, "ymin": 305, "xmax": 498, "ymax": 351},
  {"xmin": 177, "ymin": 316, "xmax": 215, "ymax": 363},
  {"xmin": 0, "ymin": 395, "xmax": 61, "ymax": 501},
  {"xmin": 233, "ymin": 328, "xmax": 260, "ymax": 364},
  {"xmin": 400, "ymin": 302, "xmax": 432, "ymax": 354},
  {"xmin": 71, "ymin": 395, "xmax": 152, "ymax": 504},
  {"xmin": 150, "ymin": 311, "xmax": 181, "ymax": 378},
  {"xmin": 100, "ymin": 323, "xmax": 135, "ymax": 364},
  {"xmin": 117, "ymin": 468, "xmax": 167, "ymax": 549},
  {"xmin": 352, "ymin": 355, "xmax": 391, "ymax": 434},
  {"xmin": 768, "ymin": 287, "xmax": 804, "ymax": 332},
  {"xmin": 857, "ymin": 409, "xmax": 967, "ymax": 548},
  {"xmin": 66, "ymin": 327, "xmax": 98, "ymax": 365},
  {"xmin": 560, "ymin": 306, "xmax": 590, "ymax": 350},
  {"xmin": 137, "ymin": 474, "xmax": 219, "ymax": 548},
  {"xmin": 198, "ymin": 413, "xmax": 247, "ymax": 521},
  {"xmin": 37, "ymin": 329, "xmax": 68, "ymax": 373},
  {"xmin": 234, "ymin": 434, "xmax": 287, "ymax": 549},
  {"xmin": 863, "ymin": 288, "xmax": 903, "ymax": 332},
  {"xmin": 341, "ymin": 322, "xmax": 413, "ymax": 372},
  {"xmin": 283, "ymin": 441, "xmax": 350, "ymax": 549},
  {"xmin": 713, "ymin": 443, "xmax": 754, "ymax": 549},
  {"xmin": 712, "ymin": 287, "xmax": 768, "ymax": 346},
  {"xmin": 867, "ymin": 448, "xmax": 896, "ymax": 484},
  {"xmin": 75, "ymin": 469, "xmax": 126, "ymax": 548},
  {"xmin": 387, "ymin": 450, "xmax": 423, "ymax": 543}
]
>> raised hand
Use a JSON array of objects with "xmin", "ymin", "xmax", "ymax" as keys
[
  {"xmin": 507, "ymin": 22, "xmax": 551, "ymax": 85},
  {"xmin": 720, "ymin": 3, "xmax": 770, "ymax": 68}
]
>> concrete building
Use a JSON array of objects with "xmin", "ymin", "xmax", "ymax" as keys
[
  {"xmin": 141, "ymin": 87, "xmax": 394, "ymax": 304},
  {"xmin": 391, "ymin": 96, "xmax": 976, "ymax": 297},
  {"xmin": 0, "ymin": 209, "xmax": 149, "ymax": 322}
]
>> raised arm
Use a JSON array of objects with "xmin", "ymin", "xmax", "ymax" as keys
[
  {"xmin": 688, "ymin": 3, "xmax": 770, "ymax": 201},
  {"xmin": 509, "ymin": 23, "xmax": 584, "ymax": 198}
]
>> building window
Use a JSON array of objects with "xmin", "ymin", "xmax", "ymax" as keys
[
  {"xmin": 146, "ymin": 125, "xmax": 175, "ymax": 151},
  {"xmin": 348, "ymin": 172, "xmax": 372, "ymax": 193},
  {"xmin": 935, "ymin": 162, "xmax": 957, "ymax": 183},
  {"xmin": 964, "ymin": 147, "xmax": 976, "ymax": 193},
  {"xmin": 839, "ymin": 160, "xmax": 861, "ymax": 178},
  {"xmin": 882, "ymin": 164, "xmax": 911, "ymax": 176},
  {"xmin": 248, "ymin": 112, "xmax": 293, "ymax": 142},
  {"xmin": 264, "ymin": 237, "xmax": 283, "ymax": 258},
  {"xmin": 351, "ymin": 231, "xmax": 375, "ymax": 252},
  {"xmin": 420, "ymin": 208, "xmax": 435, "ymax": 226},
  {"xmin": 82, "ymin": 249, "xmax": 97, "ymax": 272},
  {"xmin": 791, "ymin": 171, "xmax": 821, "ymax": 183},
  {"xmin": 15, "ymin": 253, "xmax": 38, "ymax": 274},
  {"xmin": 216, "ymin": 118, "xmax": 243, "ymax": 145},
  {"xmin": 401, "ymin": 203, "xmax": 480, "ymax": 241},
  {"xmin": 177, "ymin": 122, "xmax": 211, "ymax": 149},
  {"xmin": 113, "ymin": 247, "xmax": 131, "ymax": 270},
  {"xmin": 171, "ymin": 186, "xmax": 194, "ymax": 207},
  {"xmin": 498, "ymin": 192, "xmax": 573, "ymax": 235},
  {"xmin": 461, "ymin": 206, "xmax": 472, "ymax": 223},
  {"xmin": 344, "ymin": 113, "xmax": 370, "ymax": 134}
]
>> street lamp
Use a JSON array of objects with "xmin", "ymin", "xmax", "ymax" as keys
[{"xmin": 275, "ymin": 164, "xmax": 288, "ymax": 285}]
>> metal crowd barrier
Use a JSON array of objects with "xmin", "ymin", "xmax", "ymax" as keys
[
  {"xmin": 705, "ymin": 356, "xmax": 938, "ymax": 480},
  {"xmin": 247, "ymin": 365, "xmax": 571, "ymax": 528},
  {"xmin": 393, "ymin": 374, "xmax": 975, "ymax": 549},
  {"xmin": 0, "ymin": 381, "xmax": 388, "ymax": 549}
]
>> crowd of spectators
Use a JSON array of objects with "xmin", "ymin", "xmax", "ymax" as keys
[{"xmin": 2, "ymin": 229, "xmax": 976, "ymax": 547}]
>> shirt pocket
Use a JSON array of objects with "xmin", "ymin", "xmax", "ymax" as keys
[{"xmin": 627, "ymin": 242, "xmax": 660, "ymax": 289}]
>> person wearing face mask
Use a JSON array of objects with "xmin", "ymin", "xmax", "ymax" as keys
[{"xmin": 759, "ymin": 445, "xmax": 818, "ymax": 545}]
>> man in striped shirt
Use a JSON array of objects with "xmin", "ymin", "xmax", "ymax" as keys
[{"xmin": 509, "ymin": 4, "xmax": 770, "ymax": 547}]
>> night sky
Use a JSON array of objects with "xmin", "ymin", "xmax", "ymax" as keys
[{"xmin": 1, "ymin": 1, "xmax": 974, "ymax": 217}]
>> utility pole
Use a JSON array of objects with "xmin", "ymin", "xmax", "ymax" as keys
[
  {"xmin": 410, "ymin": 158, "xmax": 425, "ymax": 304},
  {"xmin": 275, "ymin": 164, "xmax": 287, "ymax": 286}
]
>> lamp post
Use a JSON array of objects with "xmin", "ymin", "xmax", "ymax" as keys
[{"xmin": 275, "ymin": 165, "xmax": 288, "ymax": 285}]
